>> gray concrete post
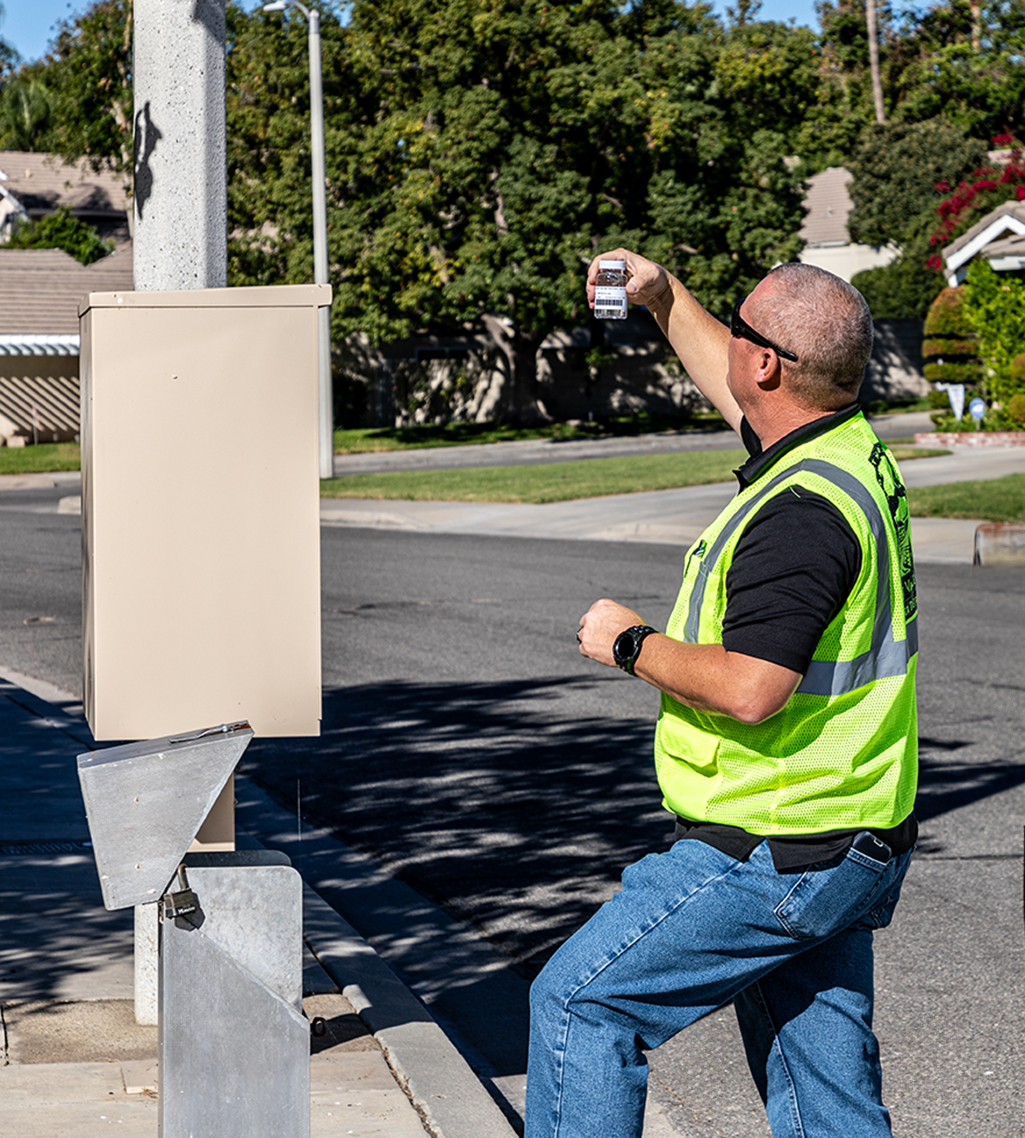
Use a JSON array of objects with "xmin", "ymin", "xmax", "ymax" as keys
[
  {"xmin": 132, "ymin": 0, "xmax": 228, "ymax": 291},
  {"xmin": 131, "ymin": 0, "xmax": 229, "ymax": 1023}
]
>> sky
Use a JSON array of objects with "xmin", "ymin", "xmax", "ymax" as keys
[{"xmin": 3, "ymin": 0, "xmax": 820, "ymax": 67}]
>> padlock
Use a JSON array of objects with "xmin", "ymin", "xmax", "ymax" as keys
[{"xmin": 160, "ymin": 865, "xmax": 198, "ymax": 920}]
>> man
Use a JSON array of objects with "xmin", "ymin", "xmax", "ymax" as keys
[{"xmin": 525, "ymin": 251, "xmax": 918, "ymax": 1138}]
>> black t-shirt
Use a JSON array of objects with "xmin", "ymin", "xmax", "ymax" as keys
[
  {"xmin": 674, "ymin": 407, "xmax": 917, "ymax": 869},
  {"xmin": 726, "ymin": 409, "xmax": 863, "ymax": 672}
]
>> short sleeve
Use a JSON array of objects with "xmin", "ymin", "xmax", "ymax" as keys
[{"xmin": 721, "ymin": 489, "xmax": 862, "ymax": 674}]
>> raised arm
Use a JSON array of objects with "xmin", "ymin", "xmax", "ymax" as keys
[{"xmin": 586, "ymin": 249, "xmax": 743, "ymax": 434}]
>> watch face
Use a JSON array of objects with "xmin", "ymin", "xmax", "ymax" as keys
[{"xmin": 613, "ymin": 630, "xmax": 634, "ymax": 665}]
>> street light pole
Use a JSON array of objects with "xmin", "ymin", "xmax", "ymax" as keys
[{"xmin": 264, "ymin": 0, "xmax": 333, "ymax": 479}]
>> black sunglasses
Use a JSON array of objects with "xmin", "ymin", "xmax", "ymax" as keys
[{"xmin": 730, "ymin": 298, "xmax": 799, "ymax": 363}]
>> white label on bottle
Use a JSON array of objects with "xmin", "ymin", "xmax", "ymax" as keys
[{"xmin": 594, "ymin": 285, "xmax": 628, "ymax": 319}]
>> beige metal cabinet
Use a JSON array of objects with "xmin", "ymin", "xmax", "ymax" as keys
[{"xmin": 79, "ymin": 284, "xmax": 331, "ymax": 740}]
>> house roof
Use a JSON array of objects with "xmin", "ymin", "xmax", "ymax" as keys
[
  {"xmin": 0, "ymin": 150, "xmax": 129, "ymax": 219},
  {"xmin": 799, "ymin": 167, "xmax": 854, "ymax": 246},
  {"xmin": 941, "ymin": 200, "xmax": 1025, "ymax": 285},
  {"xmin": 0, "ymin": 244, "xmax": 134, "ymax": 337}
]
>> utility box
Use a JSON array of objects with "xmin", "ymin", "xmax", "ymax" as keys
[{"xmin": 79, "ymin": 285, "xmax": 331, "ymax": 740}]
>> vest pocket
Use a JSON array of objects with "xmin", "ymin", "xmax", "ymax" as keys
[
  {"xmin": 656, "ymin": 714, "xmax": 722, "ymax": 775},
  {"xmin": 773, "ymin": 845, "xmax": 892, "ymax": 940}
]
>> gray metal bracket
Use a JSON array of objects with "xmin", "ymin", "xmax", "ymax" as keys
[{"xmin": 77, "ymin": 721, "xmax": 253, "ymax": 910}]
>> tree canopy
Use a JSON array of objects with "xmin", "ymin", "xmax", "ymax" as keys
[
  {"xmin": 227, "ymin": 0, "xmax": 807, "ymax": 420},
  {"xmin": 0, "ymin": 4, "xmax": 18, "ymax": 83},
  {"xmin": 5, "ymin": 205, "xmax": 114, "ymax": 264},
  {"xmin": 0, "ymin": 0, "xmax": 133, "ymax": 174}
]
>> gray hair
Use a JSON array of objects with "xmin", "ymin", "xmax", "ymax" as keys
[{"xmin": 748, "ymin": 263, "xmax": 873, "ymax": 410}]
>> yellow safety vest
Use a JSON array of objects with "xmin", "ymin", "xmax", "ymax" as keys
[{"xmin": 654, "ymin": 411, "xmax": 918, "ymax": 835}]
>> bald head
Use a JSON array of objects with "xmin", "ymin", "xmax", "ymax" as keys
[{"xmin": 746, "ymin": 264, "xmax": 873, "ymax": 411}]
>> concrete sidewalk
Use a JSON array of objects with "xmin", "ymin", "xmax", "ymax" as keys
[{"xmin": 0, "ymin": 671, "xmax": 515, "ymax": 1138}]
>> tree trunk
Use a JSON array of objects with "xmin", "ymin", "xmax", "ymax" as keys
[
  {"xmin": 481, "ymin": 315, "xmax": 551, "ymax": 426},
  {"xmin": 866, "ymin": 0, "xmax": 886, "ymax": 124}
]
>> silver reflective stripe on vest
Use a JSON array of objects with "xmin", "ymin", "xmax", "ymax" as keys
[{"xmin": 684, "ymin": 457, "xmax": 917, "ymax": 697}]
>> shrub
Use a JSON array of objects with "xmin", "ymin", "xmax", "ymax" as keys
[
  {"xmin": 924, "ymin": 287, "xmax": 971, "ymax": 337},
  {"xmin": 5, "ymin": 206, "xmax": 112, "ymax": 265},
  {"xmin": 923, "ymin": 361, "xmax": 984, "ymax": 385},
  {"xmin": 922, "ymin": 286, "xmax": 982, "ymax": 398},
  {"xmin": 960, "ymin": 260, "xmax": 1025, "ymax": 410}
]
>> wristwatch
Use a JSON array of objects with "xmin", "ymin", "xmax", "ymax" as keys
[{"xmin": 612, "ymin": 624, "xmax": 658, "ymax": 675}]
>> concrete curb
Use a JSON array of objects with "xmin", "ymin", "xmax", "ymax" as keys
[
  {"xmin": 302, "ymin": 886, "xmax": 517, "ymax": 1138},
  {"xmin": 974, "ymin": 522, "xmax": 1025, "ymax": 564}
]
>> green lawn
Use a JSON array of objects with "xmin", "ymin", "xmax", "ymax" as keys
[
  {"xmin": 0, "ymin": 442, "xmax": 81, "ymax": 475},
  {"xmin": 908, "ymin": 473, "xmax": 1025, "ymax": 523},
  {"xmin": 321, "ymin": 450, "xmax": 742, "ymax": 503},
  {"xmin": 321, "ymin": 445, "xmax": 949, "ymax": 505}
]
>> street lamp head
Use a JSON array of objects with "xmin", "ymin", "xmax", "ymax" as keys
[{"xmin": 263, "ymin": 0, "xmax": 313, "ymax": 15}]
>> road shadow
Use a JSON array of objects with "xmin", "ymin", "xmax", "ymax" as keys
[
  {"xmin": 242, "ymin": 677, "xmax": 1025, "ymax": 975},
  {"xmin": 244, "ymin": 676, "xmax": 667, "ymax": 973}
]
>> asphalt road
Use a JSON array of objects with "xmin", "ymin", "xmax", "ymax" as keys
[{"xmin": 0, "ymin": 499, "xmax": 1022, "ymax": 1136}]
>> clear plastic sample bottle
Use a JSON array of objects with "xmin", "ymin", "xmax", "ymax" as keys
[{"xmin": 594, "ymin": 259, "xmax": 628, "ymax": 320}]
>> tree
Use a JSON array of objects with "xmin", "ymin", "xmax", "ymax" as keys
[
  {"xmin": 847, "ymin": 118, "xmax": 987, "ymax": 245},
  {"xmin": 0, "ymin": 76, "xmax": 51, "ymax": 149},
  {"xmin": 797, "ymin": 0, "xmax": 887, "ymax": 168},
  {"xmin": 5, "ymin": 206, "xmax": 113, "ymax": 264},
  {"xmin": 866, "ymin": 0, "xmax": 885, "ymax": 122},
  {"xmin": 889, "ymin": 0, "xmax": 1025, "ymax": 139},
  {"xmin": 846, "ymin": 118, "xmax": 986, "ymax": 317},
  {"xmin": 0, "ymin": 3, "xmax": 18, "ymax": 85},
  {"xmin": 21, "ymin": 0, "xmax": 807, "ymax": 424},
  {"xmin": 229, "ymin": 0, "xmax": 807, "ymax": 424},
  {"xmin": 804, "ymin": 0, "xmax": 1025, "ymax": 171},
  {"xmin": 320, "ymin": 0, "xmax": 652, "ymax": 423},
  {"xmin": 0, "ymin": 0, "xmax": 133, "ymax": 174}
]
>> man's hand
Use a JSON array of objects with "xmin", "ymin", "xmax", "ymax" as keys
[
  {"xmin": 577, "ymin": 598, "xmax": 644, "ymax": 667},
  {"xmin": 586, "ymin": 249, "xmax": 671, "ymax": 313},
  {"xmin": 585, "ymin": 247, "xmax": 742, "ymax": 433}
]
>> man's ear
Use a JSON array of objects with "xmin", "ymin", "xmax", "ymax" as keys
[{"xmin": 754, "ymin": 349, "xmax": 782, "ymax": 392}]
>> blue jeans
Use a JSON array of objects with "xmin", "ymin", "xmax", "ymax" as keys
[{"xmin": 526, "ymin": 836, "xmax": 912, "ymax": 1138}]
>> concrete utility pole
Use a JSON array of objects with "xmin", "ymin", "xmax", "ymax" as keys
[
  {"xmin": 130, "ymin": 0, "xmax": 228, "ymax": 1023},
  {"xmin": 133, "ymin": 0, "xmax": 228, "ymax": 291}
]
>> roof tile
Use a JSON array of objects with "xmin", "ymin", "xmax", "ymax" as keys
[
  {"xmin": 0, "ymin": 150, "xmax": 128, "ymax": 217},
  {"xmin": 0, "ymin": 244, "xmax": 134, "ymax": 334}
]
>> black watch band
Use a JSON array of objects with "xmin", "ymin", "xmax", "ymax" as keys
[{"xmin": 612, "ymin": 624, "xmax": 658, "ymax": 675}]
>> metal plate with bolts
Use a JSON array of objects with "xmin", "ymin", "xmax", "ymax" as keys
[{"xmin": 76, "ymin": 722, "xmax": 253, "ymax": 910}]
